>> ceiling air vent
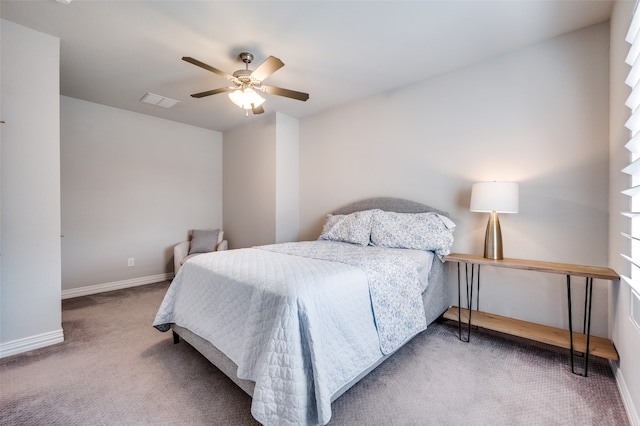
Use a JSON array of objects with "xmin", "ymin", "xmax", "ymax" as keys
[{"xmin": 140, "ymin": 93, "xmax": 180, "ymax": 109}]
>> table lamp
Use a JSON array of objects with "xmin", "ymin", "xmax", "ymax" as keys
[{"xmin": 470, "ymin": 182, "xmax": 519, "ymax": 260}]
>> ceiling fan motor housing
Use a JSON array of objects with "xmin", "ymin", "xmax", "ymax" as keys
[
  {"xmin": 234, "ymin": 53, "xmax": 258, "ymax": 87},
  {"xmin": 233, "ymin": 69, "xmax": 253, "ymax": 81}
]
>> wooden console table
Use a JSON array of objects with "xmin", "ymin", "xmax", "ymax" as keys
[{"xmin": 442, "ymin": 253, "xmax": 619, "ymax": 376}]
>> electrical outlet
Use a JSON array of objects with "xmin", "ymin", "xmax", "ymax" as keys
[{"xmin": 128, "ymin": 258, "xmax": 135, "ymax": 267}]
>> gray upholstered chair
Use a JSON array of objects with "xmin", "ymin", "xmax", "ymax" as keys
[{"xmin": 174, "ymin": 229, "xmax": 228, "ymax": 276}]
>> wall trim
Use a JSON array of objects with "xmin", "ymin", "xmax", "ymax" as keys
[
  {"xmin": 61, "ymin": 273, "xmax": 173, "ymax": 300},
  {"xmin": 1, "ymin": 274, "xmax": 172, "ymax": 358},
  {"xmin": 611, "ymin": 360, "xmax": 640, "ymax": 426},
  {"xmin": 0, "ymin": 329, "xmax": 64, "ymax": 359}
]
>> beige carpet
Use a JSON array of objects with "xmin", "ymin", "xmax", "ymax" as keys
[{"xmin": 0, "ymin": 282, "xmax": 630, "ymax": 425}]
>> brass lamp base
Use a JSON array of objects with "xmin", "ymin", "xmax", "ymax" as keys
[{"xmin": 484, "ymin": 211, "xmax": 503, "ymax": 260}]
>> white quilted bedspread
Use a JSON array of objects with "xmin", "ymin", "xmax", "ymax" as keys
[{"xmin": 153, "ymin": 241, "xmax": 427, "ymax": 425}]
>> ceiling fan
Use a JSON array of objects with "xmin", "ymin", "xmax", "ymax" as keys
[{"xmin": 183, "ymin": 52, "xmax": 309, "ymax": 115}]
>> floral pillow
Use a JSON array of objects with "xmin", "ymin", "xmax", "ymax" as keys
[
  {"xmin": 318, "ymin": 210, "xmax": 376, "ymax": 247},
  {"xmin": 370, "ymin": 210, "xmax": 455, "ymax": 257}
]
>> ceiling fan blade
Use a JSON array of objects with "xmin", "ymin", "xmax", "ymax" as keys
[
  {"xmin": 262, "ymin": 85, "xmax": 309, "ymax": 102},
  {"xmin": 252, "ymin": 104, "xmax": 265, "ymax": 115},
  {"xmin": 182, "ymin": 56, "xmax": 235, "ymax": 81},
  {"xmin": 251, "ymin": 56, "xmax": 284, "ymax": 81},
  {"xmin": 191, "ymin": 87, "xmax": 235, "ymax": 98}
]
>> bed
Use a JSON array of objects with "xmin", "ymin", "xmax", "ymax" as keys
[{"xmin": 153, "ymin": 197, "xmax": 455, "ymax": 425}]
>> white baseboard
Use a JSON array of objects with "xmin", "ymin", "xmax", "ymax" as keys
[
  {"xmin": 611, "ymin": 360, "xmax": 640, "ymax": 426},
  {"xmin": 0, "ymin": 275, "xmax": 171, "ymax": 359},
  {"xmin": 0, "ymin": 329, "xmax": 64, "ymax": 359},
  {"xmin": 61, "ymin": 273, "xmax": 173, "ymax": 300}
]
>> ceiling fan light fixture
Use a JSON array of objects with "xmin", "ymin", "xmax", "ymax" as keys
[
  {"xmin": 183, "ymin": 53, "xmax": 308, "ymax": 114},
  {"xmin": 228, "ymin": 88, "xmax": 265, "ymax": 110}
]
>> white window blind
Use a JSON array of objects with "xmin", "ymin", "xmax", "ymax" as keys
[{"xmin": 622, "ymin": 2, "xmax": 640, "ymax": 294}]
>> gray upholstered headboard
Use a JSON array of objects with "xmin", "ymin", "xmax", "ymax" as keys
[
  {"xmin": 332, "ymin": 197, "xmax": 451, "ymax": 325},
  {"xmin": 333, "ymin": 197, "xmax": 448, "ymax": 217}
]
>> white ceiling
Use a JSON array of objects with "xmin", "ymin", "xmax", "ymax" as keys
[{"xmin": 1, "ymin": 0, "xmax": 613, "ymax": 133}]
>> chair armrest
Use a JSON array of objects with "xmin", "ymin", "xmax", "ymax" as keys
[
  {"xmin": 216, "ymin": 240, "xmax": 228, "ymax": 251},
  {"xmin": 174, "ymin": 240, "xmax": 190, "ymax": 275}
]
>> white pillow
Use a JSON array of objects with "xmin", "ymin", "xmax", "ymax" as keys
[
  {"xmin": 370, "ymin": 211, "xmax": 455, "ymax": 257},
  {"xmin": 318, "ymin": 210, "xmax": 376, "ymax": 246}
]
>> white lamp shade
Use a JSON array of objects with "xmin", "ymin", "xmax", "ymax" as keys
[
  {"xmin": 228, "ymin": 88, "xmax": 265, "ymax": 110},
  {"xmin": 470, "ymin": 182, "xmax": 519, "ymax": 213}
]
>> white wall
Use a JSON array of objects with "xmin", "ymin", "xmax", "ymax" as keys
[
  {"xmin": 275, "ymin": 112, "xmax": 300, "ymax": 244},
  {"xmin": 1, "ymin": 20, "xmax": 63, "ymax": 355},
  {"xmin": 300, "ymin": 23, "xmax": 611, "ymax": 337},
  {"xmin": 223, "ymin": 112, "xmax": 299, "ymax": 248},
  {"xmin": 61, "ymin": 96, "xmax": 222, "ymax": 291},
  {"xmin": 223, "ymin": 114, "xmax": 277, "ymax": 249},
  {"xmin": 609, "ymin": 1, "xmax": 640, "ymax": 423}
]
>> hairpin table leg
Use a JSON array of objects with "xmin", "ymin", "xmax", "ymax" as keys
[
  {"xmin": 457, "ymin": 262, "xmax": 479, "ymax": 342},
  {"xmin": 567, "ymin": 275, "xmax": 593, "ymax": 376}
]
